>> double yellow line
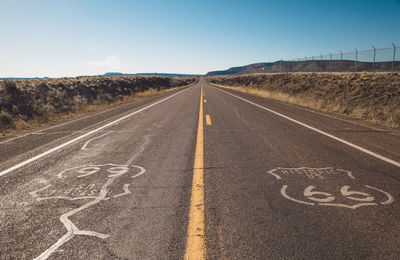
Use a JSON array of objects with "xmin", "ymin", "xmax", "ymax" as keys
[{"xmin": 185, "ymin": 86, "xmax": 206, "ymax": 259}]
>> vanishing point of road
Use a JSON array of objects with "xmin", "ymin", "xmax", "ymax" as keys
[{"xmin": 1, "ymin": 78, "xmax": 399, "ymax": 259}]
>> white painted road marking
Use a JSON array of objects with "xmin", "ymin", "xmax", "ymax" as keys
[
  {"xmin": 31, "ymin": 164, "xmax": 146, "ymax": 260},
  {"xmin": 214, "ymin": 87, "xmax": 400, "ymax": 168},
  {"xmin": 81, "ymin": 131, "xmax": 113, "ymax": 150},
  {"xmin": 268, "ymin": 167, "xmax": 394, "ymax": 209},
  {"xmin": 125, "ymin": 135, "xmax": 151, "ymax": 166},
  {"xmin": 0, "ymin": 86, "xmax": 194, "ymax": 177},
  {"xmin": 268, "ymin": 167, "xmax": 355, "ymax": 180}
]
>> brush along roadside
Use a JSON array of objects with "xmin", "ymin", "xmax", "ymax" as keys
[
  {"xmin": 207, "ymin": 72, "xmax": 399, "ymax": 129},
  {"xmin": 0, "ymin": 76, "xmax": 197, "ymax": 138}
]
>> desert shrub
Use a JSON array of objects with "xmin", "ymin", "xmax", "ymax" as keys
[
  {"xmin": 4, "ymin": 80, "xmax": 21, "ymax": 98},
  {"xmin": 0, "ymin": 112, "xmax": 14, "ymax": 130},
  {"xmin": 0, "ymin": 75, "xmax": 196, "ymax": 134},
  {"xmin": 36, "ymin": 103, "xmax": 55, "ymax": 116},
  {"xmin": 14, "ymin": 103, "xmax": 34, "ymax": 119}
]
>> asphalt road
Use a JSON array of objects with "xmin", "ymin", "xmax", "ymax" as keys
[{"xmin": 1, "ymin": 78, "xmax": 399, "ymax": 259}]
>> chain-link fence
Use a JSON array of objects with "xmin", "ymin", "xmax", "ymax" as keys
[{"xmin": 272, "ymin": 44, "xmax": 400, "ymax": 73}]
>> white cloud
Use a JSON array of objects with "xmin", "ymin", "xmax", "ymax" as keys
[{"xmin": 85, "ymin": 55, "xmax": 121, "ymax": 70}]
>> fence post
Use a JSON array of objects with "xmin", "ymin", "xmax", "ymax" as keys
[
  {"xmin": 372, "ymin": 46, "xmax": 376, "ymax": 75},
  {"xmin": 355, "ymin": 48, "xmax": 358, "ymax": 72},
  {"xmin": 330, "ymin": 52, "xmax": 332, "ymax": 60},
  {"xmin": 279, "ymin": 59, "xmax": 282, "ymax": 72},
  {"xmin": 320, "ymin": 54, "xmax": 323, "ymax": 71},
  {"xmin": 392, "ymin": 43, "xmax": 396, "ymax": 74},
  {"xmin": 340, "ymin": 51, "xmax": 343, "ymax": 72}
]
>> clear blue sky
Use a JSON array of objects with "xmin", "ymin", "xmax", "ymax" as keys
[{"xmin": 1, "ymin": 0, "xmax": 399, "ymax": 77}]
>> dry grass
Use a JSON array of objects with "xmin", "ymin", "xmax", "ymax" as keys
[
  {"xmin": 208, "ymin": 72, "xmax": 400, "ymax": 129},
  {"xmin": 0, "ymin": 76, "xmax": 196, "ymax": 138},
  {"xmin": 52, "ymin": 85, "xmax": 186, "ymax": 119}
]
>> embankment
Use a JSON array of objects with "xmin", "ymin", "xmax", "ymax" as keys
[
  {"xmin": 207, "ymin": 72, "xmax": 399, "ymax": 128},
  {"xmin": 0, "ymin": 75, "xmax": 196, "ymax": 135}
]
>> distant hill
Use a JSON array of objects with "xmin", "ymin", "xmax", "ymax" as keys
[
  {"xmin": 0, "ymin": 77, "xmax": 49, "ymax": 81},
  {"xmin": 133, "ymin": 73, "xmax": 201, "ymax": 77},
  {"xmin": 103, "ymin": 72, "xmax": 124, "ymax": 76},
  {"xmin": 206, "ymin": 60, "xmax": 400, "ymax": 76},
  {"xmin": 104, "ymin": 72, "xmax": 200, "ymax": 77},
  {"xmin": 206, "ymin": 63, "xmax": 274, "ymax": 76},
  {"xmin": 0, "ymin": 72, "xmax": 199, "ymax": 81}
]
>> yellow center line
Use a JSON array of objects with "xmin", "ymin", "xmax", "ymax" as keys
[
  {"xmin": 185, "ymin": 86, "xmax": 206, "ymax": 260},
  {"xmin": 205, "ymin": 114, "xmax": 212, "ymax": 126}
]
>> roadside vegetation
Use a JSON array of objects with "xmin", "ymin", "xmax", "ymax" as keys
[
  {"xmin": 207, "ymin": 72, "xmax": 400, "ymax": 129},
  {"xmin": 0, "ymin": 75, "xmax": 196, "ymax": 136}
]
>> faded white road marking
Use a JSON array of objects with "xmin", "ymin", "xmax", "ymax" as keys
[
  {"xmin": 31, "ymin": 130, "xmax": 144, "ymax": 135},
  {"xmin": 304, "ymin": 186, "xmax": 335, "ymax": 203},
  {"xmin": 340, "ymin": 185, "xmax": 374, "ymax": 202},
  {"xmin": 113, "ymin": 183, "xmax": 131, "ymax": 198},
  {"xmin": 318, "ymin": 201, "xmax": 378, "ymax": 209},
  {"xmin": 0, "ymin": 86, "xmax": 194, "ymax": 177},
  {"xmin": 269, "ymin": 167, "xmax": 394, "ymax": 209},
  {"xmin": 125, "ymin": 135, "xmax": 151, "ymax": 166},
  {"xmin": 215, "ymin": 87, "xmax": 400, "ymax": 168},
  {"xmin": 124, "ymin": 116, "xmax": 170, "ymax": 166},
  {"xmin": 281, "ymin": 185, "xmax": 314, "ymax": 206},
  {"xmin": 31, "ymin": 164, "xmax": 145, "ymax": 260},
  {"xmin": 268, "ymin": 167, "xmax": 355, "ymax": 180},
  {"xmin": 81, "ymin": 131, "xmax": 112, "ymax": 150},
  {"xmin": 0, "ymin": 104, "xmax": 124, "ymax": 144},
  {"xmin": 366, "ymin": 185, "xmax": 394, "ymax": 204}
]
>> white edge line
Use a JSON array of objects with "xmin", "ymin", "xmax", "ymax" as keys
[
  {"xmin": 214, "ymin": 86, "xmax": 400, "ymax": 168},
  {"xmin": 0, "ymin": 86, "xmax": 195, "ymax": 177},
  {"xmin": 0, "ymin": 103, "xmax": 115, "ymax": 145},
  {"xmin": 0, "ymin": 83, "xmax": 197, "ymax": 144}
]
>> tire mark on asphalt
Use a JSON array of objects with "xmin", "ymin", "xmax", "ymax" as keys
[{"xmin": 214, "ymin": 89, "xmax": 295, "ymax": 168}]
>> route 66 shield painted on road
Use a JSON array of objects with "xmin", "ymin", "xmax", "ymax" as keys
[
  {"xmin": 29, "ymin": 163, "xmax": 146, "ymax": 260},
  {"xmin": 267, "ymin": 167, "xmax": 394, "ymax": 209}
]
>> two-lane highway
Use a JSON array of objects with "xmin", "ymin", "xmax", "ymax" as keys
[{"xmin": 1, "ymin": 78, "xmax": 399, "ymax": 259}]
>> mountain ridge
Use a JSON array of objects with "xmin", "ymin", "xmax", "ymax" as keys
[{"xmin": 205, "ymin": 60, "xmax": 400, "ymax": 76}]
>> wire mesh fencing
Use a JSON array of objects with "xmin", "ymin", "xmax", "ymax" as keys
[{"xmin": 273, "ymin": 45, "xmax": 400, "ymax": 73}]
